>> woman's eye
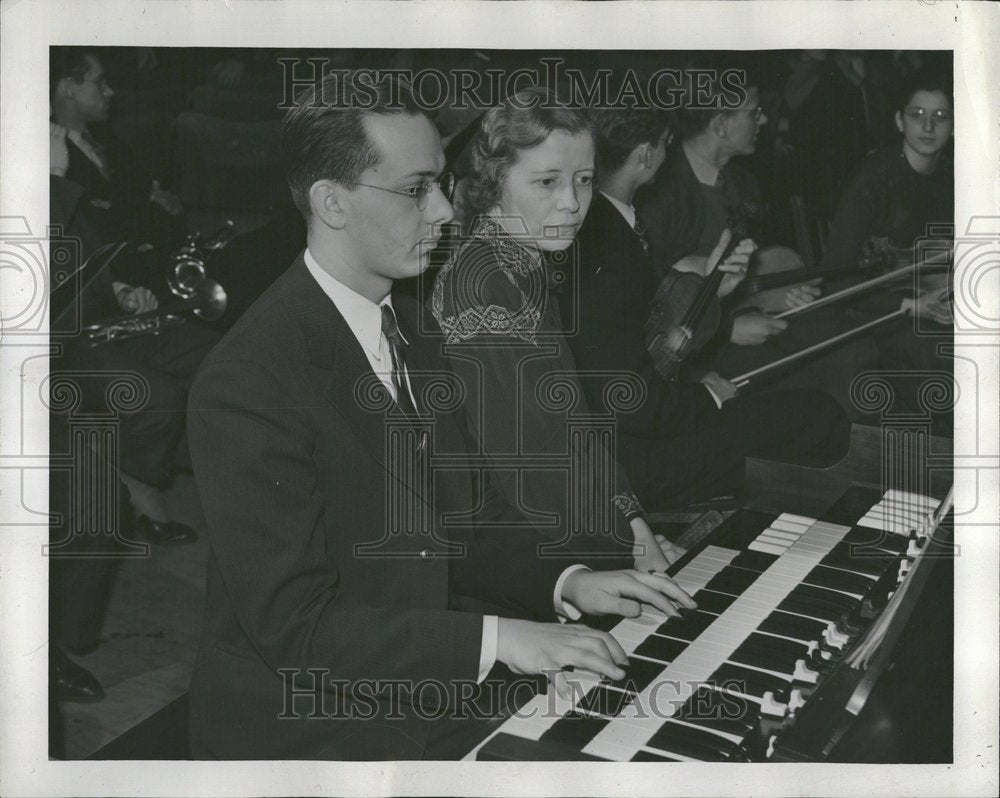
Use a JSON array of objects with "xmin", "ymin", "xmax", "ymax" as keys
[
  {"xmin": 577, "ymin": 175, "xmax": 594, "ymax": 187},
  {"xmin": 538, "ymin": 178, "xmax": 557, "ymax": 188}
]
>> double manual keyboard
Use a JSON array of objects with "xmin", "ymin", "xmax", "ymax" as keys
[{"xmin": 471, "ymin": 486, "xmax": 943, "ymax": 761}]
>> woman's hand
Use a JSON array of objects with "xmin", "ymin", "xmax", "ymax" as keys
[
  {"xmin": 903, "ymin": 288, "xmax": 952, "ymax": 325},
  {"xmin": 631, "ymin": 517, "xmax": 687, "ymax": 573}
]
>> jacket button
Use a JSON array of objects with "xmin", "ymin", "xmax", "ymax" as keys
[{"xmin": 419, "ymin": 549, "xmax": 432, "ymax": 560}]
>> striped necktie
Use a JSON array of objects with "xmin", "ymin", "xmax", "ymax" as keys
[{"xmin": 380, "ymin": 304, "xmax": 418, "ymax": 415}]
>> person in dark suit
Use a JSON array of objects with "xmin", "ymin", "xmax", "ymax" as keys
[
  {"xmin": 560, "ymin": 106, "xmax": 851, "ymax": 509},
  {"xmin": 186, "ymin": 71, "xmax": 695, "ymax": 761}
]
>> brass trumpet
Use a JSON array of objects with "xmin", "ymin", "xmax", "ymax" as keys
[
  {"xmin": 84, "ymin": 278, "xmax": 227, "ymax": 346},
  {"xmin": 83, "ymin": 221, "xmax": 234, "ymax": 347}
]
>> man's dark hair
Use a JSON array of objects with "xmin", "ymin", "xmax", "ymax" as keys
[
  {"xmin": 591, "ymin": 106, "xmax": 671, "ymax": 175},
  {"xmin": 672, "ymin": 61, "xmax": 754, "ymax": 141},
  {"xmin": 49, "ymin": 47, "xmax": 98, "ymax": 102},
  {"xmin": 896, "ymin": 69, "xmax": 953, "ymax": 112},
  {"xmin": 281, "ymin": 70, "xmax": 425, "ymax": 218}
]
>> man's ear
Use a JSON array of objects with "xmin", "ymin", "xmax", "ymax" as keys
[
  {"xmin": 309, "ymin": 180, "xmax": 347, "ymax": 230},
  {"xmin": 894, "ymin": 110, "xmax": 904, "ymax": 134},
  {"xmin": 634, "ymin": 142, "xmax": 652, "ymax": 169},
  {"xmin": 56, "ymin": 77, "xmax": 75, "ymax": 101},
  {"xmin": 712, "ymin": 113, "xmax": 729, "ymax": 139}
]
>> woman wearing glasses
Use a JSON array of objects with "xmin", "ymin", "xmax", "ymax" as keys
[
  {"xmin": 433, "ymin": 87, "xmax": 683, "ymax": 578},
  {"xmin": 821, "ymin": 70, "xmax": 954, "ymax": 277}
]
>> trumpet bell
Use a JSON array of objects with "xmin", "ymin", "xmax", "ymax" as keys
[{"xmin": 190, "ymin": 278, "xmax": 228, "ymax": 321}]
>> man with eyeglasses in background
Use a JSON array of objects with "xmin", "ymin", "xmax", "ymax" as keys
[{"xmin": 187, "ymin": 69, "xmax": 697, "ymax": 761}]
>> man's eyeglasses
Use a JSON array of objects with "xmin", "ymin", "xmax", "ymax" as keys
[
  {"xmin": 80, "ymin": 75, "xmax": 111, "ymax": 91},
  {"xmin": 903, "ymin": 107, "xmax": 953, "ymax": 125},
  {"xmin": 337, "ymin": 172, "xmax": 456, "ymax": 211}
]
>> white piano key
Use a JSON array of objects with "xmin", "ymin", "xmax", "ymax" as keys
[
  {"xmin": 758, "ymin": 528, "xmax": 802, "ymax": 544},
  {"xmin": 583, "ymin": 517, "xmax": 850, "ymax": 761},
  {"xmin": 748, "ymin": 541, "xmax": 789, "ymax": 557}
]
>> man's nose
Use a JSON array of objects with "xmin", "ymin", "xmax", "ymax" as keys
[{"xmin": 426, "ymin": 184, "xmax": 454, "ymax": 226}]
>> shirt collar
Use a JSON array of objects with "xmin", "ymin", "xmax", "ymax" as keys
[
  {"xmin": 303, "ymin": 248, "xmax": 406, "ymax": 361},
  {"xmin": 682, "ymin": 141, "xmax": 722, "ymax": 187},
  {"xmin": 601, "ymin": 191, "xmax": 637, "ymax": 229}
]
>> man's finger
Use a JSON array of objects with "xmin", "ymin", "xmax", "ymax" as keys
[
  {"xmin": 634, "ymin": 571, "xmax": 698, "ymax": 609},
  {"xmin": 617, "ymin": 575, "xmax": 681, "ymax": 616}
]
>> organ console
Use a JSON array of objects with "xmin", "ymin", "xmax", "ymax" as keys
[{"xmin": 467, "ymin": 424, "xmax": 954, "ymax": 762}]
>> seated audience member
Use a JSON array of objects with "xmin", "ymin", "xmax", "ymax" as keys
[
  {"xmin": 50, "ymin": 143, "xmax": 216, "ymax": 546},
  {"xmin": 186, "ymin": 71, "xmax": 695, "ymax": 761},
  {"xmin": 50, "ymin": 46, "xmax": 185, "ymax": 250},
  {"xmin": 559, "ymin": 105, "xmax": 850, "ymax": 509},
  {"xmin": 822, "ymin": 70, "xmax": 955, "ymax": 430},
  {"xmin": 636, "ymin": 65, "xmax": 877, "ymax": 410}
]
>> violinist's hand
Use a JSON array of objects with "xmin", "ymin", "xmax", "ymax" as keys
[
  {"xmin": 563, "ymin": 568, "xmax": 697, "ymax": 619},
  {"xmin": 700, "ymin": 370, "xmax": 739, "ymax": 405},
  {"xmin": 631, "ymin": 517, "xmax": 686, "ymax": 573},
  {"xmin": 731, "ymin": 311, "xmax": 787, "ymax": 345},
  {"xmin": 707, "ymin": 229, "xmax": 757, "ymax": 299},
  {"xmin": 784, "ymin": 281, "xmax": 822, "ymax": 309},
  {"xmin": 903, "ymin": 288, "xmax": 952, "ymax": 326}
]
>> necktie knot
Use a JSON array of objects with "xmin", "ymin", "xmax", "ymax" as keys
[{"xmin": 381, "ymin": 304, "xmax": 404, "ymax": 346}]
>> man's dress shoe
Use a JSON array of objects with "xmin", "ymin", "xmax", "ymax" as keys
[
  {"xmin": 134, "ymin": 515, "xmax": 198, "ymax": 546},
  {"xmin": 51, "ymin": 646, "xmax": 104, "ymax": 702}
]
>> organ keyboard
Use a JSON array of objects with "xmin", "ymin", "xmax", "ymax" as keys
[{"xmin": 470, "ymin": 484, "xmax": 951, "ymax": 762}]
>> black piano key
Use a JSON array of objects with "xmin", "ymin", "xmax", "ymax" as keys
[
  {"xmin": 777, "ymin": 584, "xmax": 858, "ymax": 622},
  {"xmin": 577, "ymin": 685, "xmax": 634, "ymax": 717},
  {"xmin": 645, "ymin": 719, "xmax": 741, "ymax": 761},
  {"xmin": 655, "ymin": 610, "xmax": 717, "ymax": 641},
  {"xmin": 821, "ymin": 485, "xmax": 885, "ymax": 527},
  {"xmin": 631, "ymin": 750, "xmax": 682, "ymax": 762},
  {"xmin": 539, "ymin": 711, "xmax": 611, "ymax": 748},
  {"xmin": 711, "ymin": 509, "xmax": 778, "ymax": 551},
  {"xmin": 606, "ymin": 656, "xmax": 665, "ymax": 693},
  {"xmin": 633, "ymin": 635, "xmax": 689, "ymax": 664},
  {"xmin": 822, "ymin": 543, "xmax": 897, "ymax": 578},
  {"xmin": 803, "ymin": 564, "xmax": 877, "ymax": 598},
  {"xmin": 730, "ymin": 633, "xmax": 809, "ymax": 676},
  {"xmin": 842, "ymin": 525, "xmax": 909, "ymax": 555},
  {"xmin": 729, "ymin": 549, "xmax": 779, "ymax": 573},
  {"xmin": 703, "ymin": 565, "xmax": 761, "ymax": 596},
  {"xmin": 712, "ymin": 662, "xmax": 791, "ymax": 701},
  {"xmin": 690, "ymin": 589, "xmax": 738, "ymax": 615},
  {"xmin": 758, "ymin": 610, "xmax": 827, "ymax": 643},
  {"xmin": 676, "ymin": 686, "xmax": 759, "ymax": 738}
]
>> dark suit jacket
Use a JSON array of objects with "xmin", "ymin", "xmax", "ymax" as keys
[
  {"xmin": 635, "ymin": 144, "xmax": 763, "ymax": 280},
  {"xmin": 65, "ymin": 128, "xmax": 182, "ymax": 250},
  {"xmin": 187, "ymin": 254, "xmax": 568, "ymax": 760},
  {"xmin": 561, "ymin": 192, "xmax": 718, "ymax": 440}
]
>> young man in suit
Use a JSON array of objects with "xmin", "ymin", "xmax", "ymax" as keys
[
  {"xmin": 186, "ymin": 71, "xmax": 695, "ymax": 760},
  {"xmin": 560, "ymin": 106, "xmax": 850, "ymax": 510},
  {"xmin": 49, "ymin": 47, "xmax": 184, "ymax": 250}
]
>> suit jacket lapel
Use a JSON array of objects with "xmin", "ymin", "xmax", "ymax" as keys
[{"xmin": 280, "ymin": 257, "xmax": 436, "ymax": 509}]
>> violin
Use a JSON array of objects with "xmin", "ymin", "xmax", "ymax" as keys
[{"xmin": 645, "ymin": 203, "xmax": 754, "ymax": 381}]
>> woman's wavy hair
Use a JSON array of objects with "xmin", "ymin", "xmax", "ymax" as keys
[{"xmin": 460, "ymin": 86, "xmax": 592, "ymax": 229}]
